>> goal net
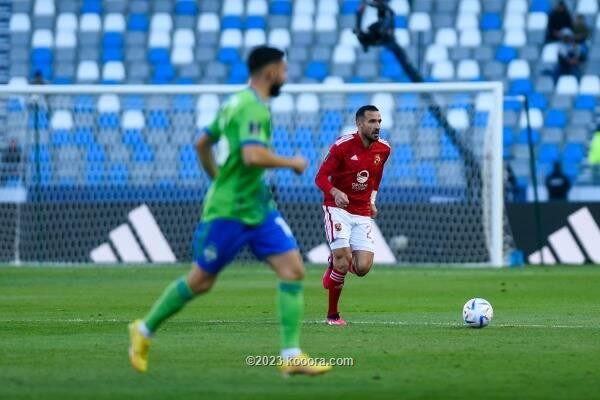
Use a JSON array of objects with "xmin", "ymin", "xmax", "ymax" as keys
[{"xmin": 0, "ymin": 82, "xmax": 508, "ymax": 266}]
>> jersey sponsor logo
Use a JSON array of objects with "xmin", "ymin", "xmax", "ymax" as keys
[
  {"xmin": 352, "ymin": 170, "xmax": 369, "ymax": 191},
  {"xmin": 248, "ymin": 121, "xmax": 261, "ymax": 135},
  {"xmin": 374, "ymin": 154, "xmax": 381, "ymax": 165},
  {"xmin": 350, "ymin": 155, "xmax": 358, "ymax": 161},
  {"xmin": 356, "ymin": 170, "xmax": 369, "ymax": 184}
]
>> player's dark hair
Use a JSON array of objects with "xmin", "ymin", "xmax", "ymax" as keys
[
  {"xmin": 356, "ymin": 105, "xmax": 380, "ymax": 121},
  {"xmin": 247, "ymin": 46, "xmax": 285, "ymax": 75}
]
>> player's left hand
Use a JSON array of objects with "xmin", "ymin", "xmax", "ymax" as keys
[{"xmin": 371, "ymin": 203, "xmax": 378, "ymax": 218}]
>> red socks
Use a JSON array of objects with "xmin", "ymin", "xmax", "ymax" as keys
[{"xmin": 327, "ymin": 268, "xmax": 346, "ymax": 317}]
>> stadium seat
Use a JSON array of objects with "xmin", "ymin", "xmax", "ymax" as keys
[
  {"xmin": 77, "ymin": 61, "xmax": 99, "ymax": 82},
  {"xmin": 104, "ymin": 13, "xmax": 125, "ymax": 32},
  {"xmin": 507, "ymin": 59, "xmax": 531, "ymax": 79},
  {"xmin": 149, "ymin": 31, "xmax": 171, "ymax": 48},
  {"xmin": 495, "ymin": 46, "xmax": 518, "ymax": 64},
  {"xmin": 507, "ymin": 0, "xmax": 528, "ymax": 13},
  {"xmin": 538, "ymin": 143, "xmax": 560, "ymax": 163},
  {"xmin": 55, "ymin": 31, "xmax": 76, "ymax": 48},
  {"xmin": 431, "ymin": 61, "xmax": 454, "ymax": 81},
  {"xmin": 574, "ymin": 95, "xmax": 597, "ymax": 110},
  {"xmin": 459, "ymin": 0, "xmax": 481, "ymax": 14},
  {"xmin": 175, "ymin": 0, "xmax": 198, "ymax": 15},
  {"xmin": 520, "ymin": 108, "xmax": 543, "ymax": 129},
  {"xmin": 244, "ymin": 29, "xmax": 267, "ymax": 48},
  {"xmin": 527, "ymin": 12, "xmax": 547, "ymax": 30},
  {"xmin": 305, "ymin": 61, "xmax": 328, "ymax": 81},
  {"xmin": 544, "ymin": 109, "xmax": 567, "ymax": 128},
  {"xmin": 459, "ymin": 28, "xmax": 482, "ymax": 47},
  {"xmin": 102, "ymin": 61, "xmax": 125, "ymax": 82},
  {"xmin": 541, "ymin": 43, "xmax": 559, "ymax": 63},
  {"xmin": 270, "ymin": 1, "xmax": 292, "ymax": 16},
  {"xmin": 268, "ymin": 28, "xmax": 291, "ymax": 48},
  {"xmin": 128, "ymin": 13, "xmax": 149, "ymax": 31},
  {"xmin": 556, "ymin": 76, "xmax": 579, "ymax": 96},
  {"xmin": 576, "ymin": 0, "xmax": 598, "ymax": 15},
  {"xmin": 504, "ymin": 29, "xmax": 526, "ymax": 47},
  {"xmin": 10, "ymin": 13, "xmax": 31, "ymax": 32},
  {"xmin": 97, "ymin": 94, "xmax": 120, "ymax": 113},
  {"xmin": 579, "ymin": 75, "xmax": 600, "ymax": 95},
  {"xmin": 425, "ymin": 44, "xmax": 448, "ymax": 63},
  {"xmin": 408, "ymin": 13, "xmax": 431, "ymax": 31},
  {"xmin": 529, "ymin": 0, "xmax": 551, "ymax": 12},
  {"xmin": 435, "ymin": 28, "xmax": 458, "ymax": 47},
  {"xmin": 80, "ymin": 13, "xmax": 101, "ymax": 32},
  {"xmin": 247, "ymin": 0, "xmax": 268, "ymax": 15},
  {"xmin": 480, "ymin": 12, "xmax": 501, "ymax": 30},
  {"xmin": 456, "ymin": 13, "xmax": 478, "ymax": 30},
  {"xmin": 122, "ymin": 110, "xmax": 145, "ymax": 130},
  {"xmin": 51, "ymin": 110, "xmax": 74, "ymax": 130}
]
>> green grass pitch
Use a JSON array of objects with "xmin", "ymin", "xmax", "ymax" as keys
[{"xmin": 1, "ymin": 264, "xmax": 600, "ymax": 400}]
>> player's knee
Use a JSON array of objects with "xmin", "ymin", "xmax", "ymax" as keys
[
  {"xmin": 354, "ymin": 260, "xmax": 373, "ymax": 277},
  {"xmin": 332, "ymin": 253, "xmax": 351, "ymax": 273},
  {"xmin": 188, "ymin": 265, "xmax": 217, "ymax": 294},
  {"xmin": 278, "ymin": 263, "xmax": 304, "ymax": 281}
]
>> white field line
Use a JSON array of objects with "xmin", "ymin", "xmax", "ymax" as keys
[{"xmin": 1, "ymin": 318, "xmax": 599, "ymax": 330}]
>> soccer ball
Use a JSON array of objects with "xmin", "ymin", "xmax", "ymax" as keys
[{"xmin": 462, "ymin": 298, "xmax": 493, "ymax": 328}]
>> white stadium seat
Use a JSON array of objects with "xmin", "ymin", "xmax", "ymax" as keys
[
  {"xmin": 80, "ymin": 13, "xmax": 101, "ymax": 32},
  {"xmin": 150, "ymin": 13, "xmax": 173, "ymax": 32},
  {"xmin": 333, "ymin": 45, "xmax": 356, "ymax": 64},
  {"xmin": 425, "ymin": 44, "xmax": 448, "ymax": 63},
  {"xmin": 504, "ymin": 29, "xmax": 527, "ymax": 47},
  {"xmin": 77, "ymin": 61, "xmax": 99, "ymax": 82},
  {"xmin": 456, "ymin": 13, "xmax": 478, "ymax": 30},
  {"xmin": 556, "ymin": 75, "xmax": 579, "ymax": 95},
  {"xmin": 220, "ymin": 29, "xmax": 243, "ymax": 47},
  {"xmin": 149, "ymin": 31, "xmax": 171, "ymax": 48},
  {"xmin": 457, "ymin": 60, "xmax": 480, "ymax": 80},
  {"xmin": 431, "ymin": 60, "xmax": 455, "ymax": 81},
  {"xmin": 268, "ymin": 28, "xmax": 291, "ymax": 48},
  {"xmin": 171, "ymin": 47, "xmax": 194, "ymax": 65},
  {"xmin": 122, "ymin": 110, "xmax": 145, "ymax": 130},
  {"xmin": 102, "ymin": 61, "xmax": 125, "ymax": 81},
  {"xmin": 507, "ymin": 59, "xmax": 531, "ymax": 79},
  {"xmin": 197, "ymin": 13, "xmax": 220, "ymax": 32},
  {"xmin": 409, "ymin": 13, "xmax": 431, "ymax": 31},
  {"xmin": 435, "ymin": 28, "xmax": 458, "ymax": 47},
  {"xmin": 271, "ymin": 93, "xmax": 294, "ymax": 113},
  {"xmin": 576, "ymin": 0, "xmax": 598, "ymax": 15},
  {"xmin": 459, "ymin": 29, "xmax": 482, "ymax": 47},
  {"xmin": 32, "ymin": 29, "xmax": 53, "ymax": 47},
  {"xmin": 296, "ymin": 93, "xmax": 320, "ymax": 113},
  {"xmin": 520, "ymin": 108, "xmax": 543, "ymax": 129},
  {"xmin": 527, "ymin": 12, "xmax": 548, "ymax": 30},
  {"xmin": 196, "ymin": 94, "xmax": 220, "ymax": 112},
  {"xmin": 104, "ymin": 13, "xmax": 125, "ymax": 32},
  {"xmin": 51, "ymin": 110, "xmax": 73, "ymax": 130},
  {"xmin": 223, "ymin": 0, "xmax": 245, "ymax": 15},
  {"xmin": 97, "ymin": 94, "xmax": 121, "ymax": 113},
  {"xmin": 55, "ymin": 31, "xmax": 76, "ymax": 48},
  {"xmin": 579, "ymin": 75, "xmax": 600, "ymax": 95},
  {"xmin": 394, "ymin": 28, "xmax": 410, "ymax": 46},
  {"xmin": 247, "ymin": 0, "xmax": 268, "ymax": 16},
  {"xmin": 503, "ymin": 12, "xmax": 526, "ymax": 30},
  {"xmin": 56, "ymin": 13, "xmax": 78, "ymax": 31},
  {"xmin": 34, "ymin": 0, "xmax": 55, "ymax": 16},
  {"xmin": 390, "ymin": 0, "xmax": 410, "ymax": 15},
  {"xmin": 9, "ymin": 14, "xmax": 30, "ymax": 32},
  {"xmin": 244, "ymin": 29, "xmax": 267, "ymax": 48},
  {"xmin": 173, "ymin": 29, "xmax": 195, "ymax": 47}
]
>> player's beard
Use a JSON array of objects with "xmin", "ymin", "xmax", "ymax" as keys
[{"xmin": 269, "ymin": 81, "xmax": 284, "ymax": 97}]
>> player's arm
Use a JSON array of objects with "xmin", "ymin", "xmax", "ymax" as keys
[
  {"xmin": 371, "ymin": 150, "xmax": 391, "ymax": 217},
  {"xmin": 195, "ymin": 131, "xmax": 218, "ymax": 179},
  {"xmin": 315, "ymin": 145, "xmax": 349, "ymax": 208},
  {"xmin": 242, "ymin": 145, "xmax": 306, "ymax": 173},
  {"xmin": 240, "ymin": 105, "xmax": 306, "ymax": 174}
]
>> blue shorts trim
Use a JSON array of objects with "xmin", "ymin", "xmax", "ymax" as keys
[{"xmin": 192, "ymin": 211, "xmax": 298, "ymax": 274}]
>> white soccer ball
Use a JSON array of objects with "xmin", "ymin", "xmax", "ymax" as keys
[{"xmin": 462, "ymin": 298, "xmax": 494, "ymax": 328}]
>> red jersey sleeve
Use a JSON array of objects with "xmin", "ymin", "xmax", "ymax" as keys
[
  {"xmin": 373, "ymin": 147, "xmax": 391, "ymax": 191},
  {"xmin": 315, "ymin": 144, "xmax": 342, "ymax": 194}
]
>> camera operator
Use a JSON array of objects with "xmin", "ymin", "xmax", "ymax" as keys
[{"xmin": 354, "ymin": 0, "xmax": 395, "ymax": 51}]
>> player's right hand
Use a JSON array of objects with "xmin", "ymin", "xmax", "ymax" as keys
[
  {"xmin": 290, "ymin": 156, "xmax": 307, "ymax": 175},
  {"xmin": 331, "ymin": 188, "xmax": 350, "ymax": 208}
]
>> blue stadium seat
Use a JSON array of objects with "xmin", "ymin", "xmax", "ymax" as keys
[
  {"xmin": 509, "ymin": 79, "xmax": 534, "ymax": 95},
  {"xmin": 544, "ymin": 109, "xmax": 567, "ymax": 128},
  {"xmin": 81, "ymin": 0, "xmax": 102, "ymax": 14},
  {"xmin": 348, "ymin": 76, "xmax": 367, "ymax": 83},
  {"xmin": 173, "ymin": 95, "xmax": 194, "ymax": 112},
  {"xmin": 228, "ymin": 62, "xmax": 249, "ymax": 84},
  {"xmin": 305, "ymin": 61, "xmax": 328, "ymax": 81},
  {"xmin": 528, "ymin": 93, "xmax": 548, "ymax": 109},
  {"xmin": 562, "ymin": 162, "xmax": 579, "ymax": 181},
  {"xmin": 32, "ymin": 48, "xmax": 52, "ymax": 64},
  {"xmin": 217, "ymin": 47, "xmax": 240, "ymax": 64},
  {"xmin": 152, "ymin": 63, "xmax": 175, "ymax": 83},
  {"xmin": 128, "ymin": 14, "xmax": 149, "ymax": 31},
  {"xmin": 98, "ymin": 112, "xmax": 119, "ymax": 129},
  {"xmin": 109, "ymin": 163, "xmax": 129, "ymax": 185},
  {"xmin": 148, "ymin": 48, "xmax": 170, "ymax": 64},
  {"xmin": 474, "ymin": 111, "xmax": 488, "ymax": 128},
  {"xmin": 86, "ymin": 161, "xmax": 105, "ymax": 185},
  {"xmin": 28, "ymin": 111, "xmax": 49, "ymax": 130},
  {"xmin": 148, "ymin": 110, "xmax": 169, "ymax": 129},
  {"xmin": 395, "ymin": 15, "xmax": 407, "ymax": 28},
  {"xmin": 574, "ymin": 95, "xmax": 597, "ymax": 110},
  {"xmin": 416, "ymin": 162, "xmax": 437, "ymax": 186},
  {"xmin": 480, "ymin": 13, "xmax": 501, "ymax": 30},
  {"xmin": 495, "ymin": 46, "xmax": 518, "ymax": 64},
  {"xmin": 503, "ymin": 127, "xmax": 515, "ymax": 146},
  {"xmin": 51, "ymin": 130, "xmax": 72, "ymax": 146},
  {"xmin": 246, "ymin": 16, "xmax": 266, "ymax": 29},
  {"xmin": 123, "ymin": 129, "xmax": 144, "ymax": 146},
  {"xmin": 538, "ymin": 143, "xmax": 560, "ymax": 163},
  {"xmin": 346, "ymin": 94, "xmax": 369, "ymax": 112},
  {"xmin": 123, "ymin": 96, "xmax": 144, "ymax": 110},
  {"xmin": 74, "ymin": 127, "xmax": 95, "ymax": 145},
  {"xmin": 382, "ymin": 63, "xmax": 407, "ymax": 80},
  {"xmin": 518, "ymin": 128, "xmax": 541, "ymax": 144},
  {"xmin": 419, "ymin": 111, "xmax": 441, "ymax": 128},
  {"xmin": 132, "ymin": 145, "xmax": 154, "ymax": 163},
  {"xmin": 396, "ymin": 94, "xmax": 419, "ymax": 111},
  {"xmin": 341, "ymin": 0, "xmax": 361, "ymax": 14},
  {"xmin": 103, "ymin": 32, "xmax": 123, "ymax": 48},
  {"xmin": 395, "ymin": 144, "xmax": 414, "ymax": 162},
  {"xmin": 86, "ymin": 144, "xmax": 106, "ymax": 162},
  {"xmin": 222, "ymin": 16, "xmax": 243, "ymax": 29},
  {"xmin": 7, "ymin": 98, "xmax": 24, "ymax": 112},
  {"xmin": 563, "ymin": 143, "xmax": 585, "ymax": 163},
  {"xmin": 102, "ymin": 48, "xmax": 123, "ymax": 62},
  {"xmin": 74, "ymin": 96, "xmax": 95, "ymax": 113},
  {"xmin": 270, "ymin": 1, "xmax": 292, "ymax": 15},
  {"xmin": 530, "ymin": 0, "xmax": 551, "ymax": 12},
  {"xmin": 175, "ymin": 0, "xmax": 198, "ymax": 15}
]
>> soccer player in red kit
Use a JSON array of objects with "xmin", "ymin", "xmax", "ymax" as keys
[{"xmin": 315, "ymin": 105, "xmax": 391, "ymax": 325}]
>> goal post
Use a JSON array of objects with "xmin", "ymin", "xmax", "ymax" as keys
[{"xmin": 0, "ymin": 82, "xmax": 507, "ymax": 266}]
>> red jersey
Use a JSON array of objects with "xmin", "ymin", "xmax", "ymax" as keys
[{"xmin": 315, "ymin": 132, "xmax": 391, "ymax": 217}]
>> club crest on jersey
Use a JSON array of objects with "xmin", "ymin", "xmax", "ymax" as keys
[
  {"xmin": 248, "ymin": 121, "xmax": 260, "ymax": 135},
  {"xmin": 374, "ymin": 154, "xmax": 381, "ymax": 165},
  {"xmin": 335, "ymin": 223, "xmax": 342, "ymax": 232}
]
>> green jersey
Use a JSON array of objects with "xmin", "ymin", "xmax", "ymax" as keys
[{"xmin": 201, "ymin": 88, "xmax": 276, "ymax": 225}]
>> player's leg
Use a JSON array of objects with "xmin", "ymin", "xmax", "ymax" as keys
[
  {"xmin": 128, "ymin": 219, "xmax": 248, "ymax": 373},
  {"xmin": 349, "ymin": 216, "xmax": 376, "ymax": 277},
  {"xmin": 322, "ymin": 206, "xmax": 353, "ymax": 290},
  {"xmin": 250, "ymin": 211, "xmax": 331, "ymax": 376}
]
